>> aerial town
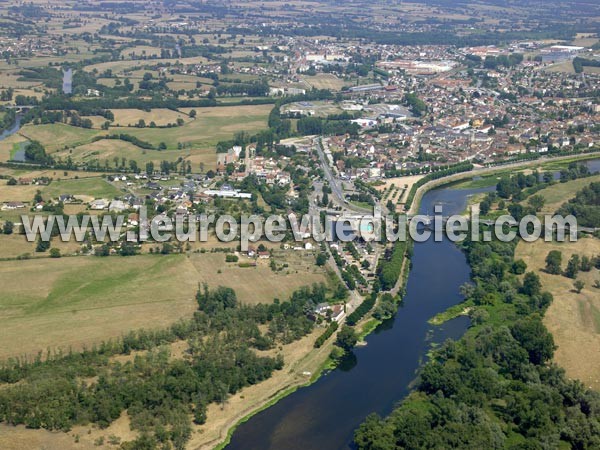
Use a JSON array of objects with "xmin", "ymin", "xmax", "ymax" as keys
[{"xmin": 0, "ymin": 1, "xmax": 599, "ymax": 450}]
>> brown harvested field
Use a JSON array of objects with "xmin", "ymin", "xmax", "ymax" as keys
[
  {"xmin": 516, "ymin": 238, "xmax": 600, "ymax": 390},
  {"xmin": 301, "ymin": 73, "xmax": 348, "ymax": 91},
  {"xmin": 111, "ymin": 108, "xmax": 190, "ymax": 127},
  {"xmin": 178, "ymin": 104, "xmax": 272, "ymax": 118},
  {"xmin": 571, "ymin": 34, "xmax": 599, "ymax": 47},
  {"xmin": 0, "ymin": 180, "xmax": 42, "ymax": 203},
  {"xmin": 0, "ymin": 411, "xmax": 138, "ymax": 450},
  {"xmin": 0, "ymin": 71, "xmax": 43, "ymax": 89}
]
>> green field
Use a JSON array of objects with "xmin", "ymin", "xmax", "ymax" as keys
[
  {"xmin": 118, "ymin": 104, "xmax": 272, "ymax": 150},
  {"xmin": 40, "ymin": 176, "xmax": 122, "ymax": 200},
  {"xmin": 14, "ymin": 105, "xmax": 272, "ymax": 169},
  {"xmin": 0, "ymin": 249, "xmax": 326, "ymax": 359},
  {"xmin": 19, "ymin": 123, "xmax": 102, "ymax": 152},
  {"xmin": 0, "ymin": 254, "xmax": 199, "ymax": 359},
  {"xmin": 54, "ymin": 138, "xmax": 180, "ymax": 167}
]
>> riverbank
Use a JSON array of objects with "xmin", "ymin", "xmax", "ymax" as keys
[
  {"xmin": 407, "ymin": 150, "xmax": 600, "ymax": 215},
  {"xmin": 209, "ymin": 233, "xmax": 415, "ymax": 449},
  {"xmin": 189, "ymin": 329, "xmax": 335, "ymax": 450}
]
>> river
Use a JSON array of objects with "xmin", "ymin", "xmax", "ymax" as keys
[
  {"xmin": 226, "ymin": 184, "xmax": 495, "ymax": 450},
  {"xmin": 0, "ymin": 113, "xmax": 25, "ymax": 162},
  {"xmin": 226, "ymin": 158, "xmax": 600, "ymax": 449}
]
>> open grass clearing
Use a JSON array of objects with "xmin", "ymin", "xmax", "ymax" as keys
[
  {"xmin": 187, "ymin": 250, "xmax": 327, "ymax": 305},
  {"xmin": 0, "ymin": 176, "xmax": 123, "ymax": 204},
  {"xmin": 544, "ymin": 60, "xmax": 576, "ymax": 74},
  {"xmin": 0, "ymin": 249, "xmax": 326, "ymax": 359},
  {"xmin": 0, "ymin": 254, "xmax": 199, "ymax": 360},
  {"xmin": 300, "ymin": 73, "xmax": 348, "ymax": 91},
  {"xmin": 39, "ymin": 176, "xmax": 122, "ymax": 200},
  {"xmin": 18, "ymin": 123, "xmax": 103, "ymax": 152}
]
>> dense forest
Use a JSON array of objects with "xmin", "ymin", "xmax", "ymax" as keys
[
  {"xmin": 0, "ymin": 283, "xmax": 329, "ymax": 449},
  {"xmin": 353, "ymin": 228, "xmax": 600, "ymax": 449}
]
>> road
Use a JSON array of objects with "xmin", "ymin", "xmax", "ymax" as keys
[{"xmin": 312, "ymin": 137, "xmax": 373, "ymax": 215}]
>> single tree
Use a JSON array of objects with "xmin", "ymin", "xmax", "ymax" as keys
[
  {"xmin": 336, "ymin": 325, "xmax": 358, "ymax": 351},
  {"xmin": 545, "ymin": 250, "xmax": 562, "ymax": 274},
  {"xmin": 2, "ymin": 221, "xmax": 14, "ymax": 235},
  {"xmin": 521, "ymin": 272, "xmax": 541, "ymax": 296},
  {"xmin": 573, "ymin": 280, "xmax": 585, "ymax": 294},
  {"xmin": 565, "ymin": 254, "xmax": 580, "ymax": 279},
  {"xmin": 528, "ymin": 194, "xmax": 545, "ymax": 212}
]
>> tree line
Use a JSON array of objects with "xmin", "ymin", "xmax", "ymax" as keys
[
  {"xmin": 353, "ymin": 219, "xmax": 600, "ymax": 449},
  {"xmin": 0, "ymin": 283, "xmax": 331, "ymax": 449}
]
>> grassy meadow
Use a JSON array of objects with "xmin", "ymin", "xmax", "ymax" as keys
[{"xmin": 0, "ymin": 249, "xmax": 326, "ymax": 359}]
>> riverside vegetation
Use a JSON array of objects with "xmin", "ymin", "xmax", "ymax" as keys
[
  {"xmin": 353, "ymin": 171, "xmax": 600, "ymax": 449},
  {"xmin": 0, "ymin": 283, "xmax": 332, "ymax": 449}
]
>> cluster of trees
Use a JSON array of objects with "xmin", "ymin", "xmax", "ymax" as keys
[
  {"xmin": 0, "ymin": 88, "xmax": 14, "ymax": 102},
  {"xmin": 354, "ymin": 234, "xmax": 600, "ymax": 449},
  {"xmin": 215, "ymin": 80, "xmax": 269, "ymax": 97},
  {"xmin": 0, "ymin": 284, "xmax": 326, "ymax": 448},
  {"xmin": 483, "ymin": 53, "xmax": 524, "ymax": 69},
  {"xmin": 377, "ymin": 239, "xmax": 408, "ymax": 291},
  {"xmin": 254, "ymin": 23, "xmax": 576, "ymax": 48},
  {"xmin": 24, "ymin": 140, "xmax": 53, "ymax": 165},
  {"xmin": 93, "ymin": 133, "xmax": 155, "ymax": 150},
  {"xmin": 314, "ymin": 321, "xmax": 338, "ymax": 348},
  {"xmin": 0, "ymin": 108, "xmax": 15, "ymax": 133},
  {"xmin": 546, "ymin": 249, "xmax": 600, "ymax": 280},
  {"xmin": 267, "ymin": 89, "xmax": 336, "ymax": 142},
  {"xmin": 330, "ymin": 248, "xmax": 364, "ymax": 291},
  {"xmin": 496, "ymin": 171, "xmax": 547, "ymax": 199},
  {"xmin": 404, "ymin": 93, "xmax": 426, "ymax": 117},
  {"xmin": 296, "ymin": 116, "xmax": 360, "ymax": 137},
  {"xmin": 372, "ymin": 293, "xmax": 399, "ymax": 321},
  {"xmin": 573, "ymin": 57, "xmax": 600, "ymax": 74},
  {"xmin": 557, "ymin": 181, "xmax": 600, "ymax": 228},
  {"xmin": 346, "ymin": 293, "xmax": 377, "ymax": 326}
]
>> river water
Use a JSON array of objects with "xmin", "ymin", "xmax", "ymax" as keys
[
  {"xmin": 0, "ymin": 114, "xmax": 24, "ymax": 161},
  {"xmin": 226, "ymin": 185, "xmax": 495, "ymax": 450},
  {"xmin": 227, "ymin": 157, "xmax": 600, "ymax": 449}
]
